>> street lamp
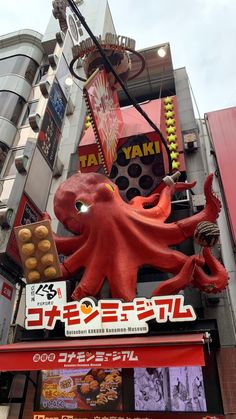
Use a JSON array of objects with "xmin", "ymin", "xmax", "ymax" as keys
[{"xmin": 157, "ymin": 44, "xmax": 169, "ymax": 58}]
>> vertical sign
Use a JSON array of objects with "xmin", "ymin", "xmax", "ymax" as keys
[
  {"xmin": 83, "ymin": 68, "xmax": 123, "ymax": 175},
  {"xmin": 47, "ymin": 79, "xmax": 67, "ymax": 130},
  {"xmin": 37, "ymin": 79, "xmax": 66, "ymax": 169},
  {"xmin": 37, "ymin": 108, "xmax": 61, "ymax": 169}
]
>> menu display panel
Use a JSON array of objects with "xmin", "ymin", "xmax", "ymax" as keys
[{"xmin": 40, "ymin": 368, "xmax": 122, "ymax": 411}]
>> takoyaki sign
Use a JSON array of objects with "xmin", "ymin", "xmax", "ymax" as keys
[{"xmin": 25, "ymin": 282, "xmax": 196, "ymax": 337}]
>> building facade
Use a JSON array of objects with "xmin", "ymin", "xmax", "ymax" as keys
[{"xmin": 0, "ymin": 1, "xmax": 236, "ymax": 418}]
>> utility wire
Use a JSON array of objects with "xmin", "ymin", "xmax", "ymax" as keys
[{"xmin": 67, "ymin": 0, "xmax": 172, "ymax": 174}]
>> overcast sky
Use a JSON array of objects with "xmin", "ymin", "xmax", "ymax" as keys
[{"xmin": 0, "ymin": 0, "xmax": 235, "ymax": 116}]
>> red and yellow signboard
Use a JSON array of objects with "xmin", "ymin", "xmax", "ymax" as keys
[
  {"xmin": 83, "ymin": 69, "xmax": 123, "ymax": 175},
  {"xmin": 79, "ymin": 97, "xmax": 185, "ymax": 200}
]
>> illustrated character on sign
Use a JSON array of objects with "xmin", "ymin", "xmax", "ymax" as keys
[{"xmin": 43, "ymin": 171, "xmax": 228, "ymax": 301}]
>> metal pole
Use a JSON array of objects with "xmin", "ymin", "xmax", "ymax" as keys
[{"xmin": 18, "ymin": 372, "xmax": 29, "ymax": 419}]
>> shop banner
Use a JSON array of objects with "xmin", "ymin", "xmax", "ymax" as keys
[
  {"xmin": 0, "ymin": 276, "xmax": 15, "ymax": 344},
  {"xmin": 25, "ymin": 282, "xmax": 196, "ymax": 337},
  {"xmin": 32, "ymin": 412, "xmax": 224, "ymax": 419},
  {"xmin": 37, "ymin": 107, "xmax": 61, "ymax": 169},
  {"xmin": 47, "ymin": 79, "xmax": 67, "ymax": 130},
  {"xmin": 0, "ymin": 343, "xmax": 204, "ymax": 371}
]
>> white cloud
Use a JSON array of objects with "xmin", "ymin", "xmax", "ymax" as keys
[
  {"xmin": 108, "ymin": 0, "xmax": 236, "ymax": 114},
  {"xmin": 0, "ymin": 0, "xmax": 52, "ymax": 36}
]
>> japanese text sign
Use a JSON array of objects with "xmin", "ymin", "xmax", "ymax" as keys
[
  {"xmin": 25, "ymin": 282, "xmax": 196, "ymax": 337},
  {"xmin": 7, "ymin": 343, "xmax": 203, "ymax": 371}
]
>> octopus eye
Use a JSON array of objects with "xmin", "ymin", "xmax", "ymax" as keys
[
  {"xmin": 104, "ymin": 183, "xmax": 114, "ymax": 192},
  {"xmin": 75, "ymin": 201, "xmax": 89, "ymax": 213}
]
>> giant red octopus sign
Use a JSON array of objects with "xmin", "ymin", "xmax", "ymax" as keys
[{"xmin": 44, "ymin": 171, "xmax": 228, "ymax": 301}]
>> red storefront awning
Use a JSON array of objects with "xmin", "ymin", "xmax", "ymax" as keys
[{"xmin": 0, "ymin": 334, "xmax": 205, "ymax": 371}]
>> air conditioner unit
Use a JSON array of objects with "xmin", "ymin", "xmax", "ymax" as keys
[{"xmin": 183, "ymin": 132, "xmax": 198, "ymax": 152}]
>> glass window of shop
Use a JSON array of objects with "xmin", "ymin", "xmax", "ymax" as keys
[
  {"xmin": 0, "ymin": 55, "xmax": 38, "ymax": 84},
  {"xmin": 0, "ymin": 91, "xmax": 26, "ymax": 125}
]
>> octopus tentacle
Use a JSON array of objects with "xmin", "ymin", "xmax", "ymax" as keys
[
  {"xmin": 164, "ymin": 174, "xmax": 221, "ymax": 245},
  {"xmin": 129, "ymin": 193, "xmax": 160, "ymax": 209},
  {"xmin": 152, "ymin": 256, "xmax": 196, "ymax": 296},
  {"xmin": 193, "ymin": 247, "xmax": 228, "ymax": 293},
  {"xmin": 151, "ymin": 179, "xmax": 196, "ymax": 195},
  {"xmin": 129, "ymin": 180, "xmax": 196, "ymax": 212},
  {"xmin": 130, "ymin": 185, "xmax": 175, "ymax": 221},
  {"xmin": 108, "ymin": 267, "xmax": 138, "ymax": 302},
  {"xmin": 61, "ymin": 237, "xmax": 93, "ymax": 278},
  {"xmin": 175, "ymin": 181, "xmax": 196, "ymax": 192},
  {"xmin": 55, "ymin": 235, "xmax": 86, "ymax": 256},
  {"xmin": 72, "ymin": 265, "xmax": 105, "ymax": 300},
  {"xmin": 42, "ymin": 210, "xmax": 84, "ymax": 255},
  {"xmin": 151, "ymin": 184, "xmax": 174, "ymax": 220}
]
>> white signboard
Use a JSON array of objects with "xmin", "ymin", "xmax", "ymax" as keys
[
  {"xmin": 0, "ymin": 275, "xmax": 16, "ymax": 344},
  {"xmin": 25, "ymin": 282, "xmax": 196, "ymax": 337}
]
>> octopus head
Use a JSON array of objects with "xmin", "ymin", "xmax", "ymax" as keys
[{"xmin": 54, "ymin": 172, "xmax": 120, "ymax": 234}]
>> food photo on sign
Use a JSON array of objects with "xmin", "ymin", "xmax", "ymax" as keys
[{"xmin": 39, "ymin": 368, "xmax": 122, "ymax": 411}]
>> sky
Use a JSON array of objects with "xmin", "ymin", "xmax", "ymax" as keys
[{"xmin": 0, "ymin": 0, "xmax": 235, "ymax": 116}]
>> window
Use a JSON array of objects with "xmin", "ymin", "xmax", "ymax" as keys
[
  {"xmin": 0, "ymin": 55, "xmax": 38, "ymax": 84},
  {"xmin": 0, "ymin": 91, "xmax": 26, "ymax": 126}
]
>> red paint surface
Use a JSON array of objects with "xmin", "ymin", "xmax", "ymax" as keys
[
  {"xmin": 81, "ymin": 99, "xmax": 162, "ymax": 147},
  {"xmin": 80, "ymin": 97, "xmax": 185, "ymax": 174},
  {"xmin": 205, "ymin": 107, "xmax": 236, "ymax": 242},
  {"xmin": 0, "ymin": 334, "xmax": 205, "ymax": 371}
]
